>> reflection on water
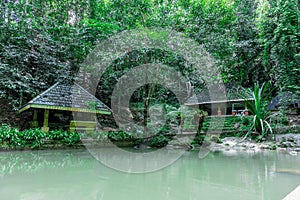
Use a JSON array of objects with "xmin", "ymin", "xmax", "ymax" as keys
[
  {"xmin": 0, "ymin": 151, "xmax": 88, "ymax": 176},
  {"xmin": 0, "ymin": 149, "xmax": 300, "ymax": 200}
]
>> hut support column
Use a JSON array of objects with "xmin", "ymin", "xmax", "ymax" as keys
[
  {"xmin": 244, "ymin": 104, "xmax": 249, "ymax": 116},
  {"xmin": 41, "ymin": 109, "xmax": 49, "ymax": 132},
  {"xmin": 33, "ymin": 110, "xmax": 38, "ymax": 121},
  {"xmin": 217, "ymin": 105, "xmax": 221, "ymax": 116},
  {"xmin": 30, "ymin": 110, "xmax": 38, "ymax": 128},
  {"xmin": 232, "ymin": 104, "xmax": 236, "ymax": 116}
]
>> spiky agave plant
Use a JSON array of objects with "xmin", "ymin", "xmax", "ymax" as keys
[{"xmin": 241, "ymin": 82, "xmax": 278, "ymax": 140}]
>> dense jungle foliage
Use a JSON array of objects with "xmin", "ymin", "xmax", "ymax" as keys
[{"xmin": 0, "ymin": 0, "xmax": 299, "ymax": 116}]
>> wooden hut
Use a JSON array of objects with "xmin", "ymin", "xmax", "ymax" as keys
[
  {"xmin": 19, "ymin": 81, "xmax": 111, "ymax": 132},
  {"xmin": 185, "ymin": 85, "xmax": 253, "ymax": 116}
]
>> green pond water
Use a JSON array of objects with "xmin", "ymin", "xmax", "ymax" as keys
[{"xmin": 0, "ymin": 149, "xmax": 300, "ymax": 200}]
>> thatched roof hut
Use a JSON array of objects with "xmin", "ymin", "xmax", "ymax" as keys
[{"xmin": 19, "ymin": 81, "xmax": 111, "ymax": 132}]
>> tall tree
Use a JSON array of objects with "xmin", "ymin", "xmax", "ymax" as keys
[
  {"xmin": 257, "ymin": 0, "xmax": 300, "ymax": 96},
  {"xmin": 226, "ymin": 0, "xmax": 266, "ymax": 87}
]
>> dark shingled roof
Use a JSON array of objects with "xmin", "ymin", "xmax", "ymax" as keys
[
  {"xmin": 268, "ymin": 92, "xmax": 300, "ymax": 110},
  {"xmin": 19, "ymin": 82, "xmax": 111, "ymax": 114},
  {"xmin": 185, "ymin": 85, "xmax": 253, "ymax": 105}
]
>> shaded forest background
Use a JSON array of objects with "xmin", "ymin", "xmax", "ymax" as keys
[{"xmin": 0, "ymin": 0, "xmax": 299, "ymax": 126}]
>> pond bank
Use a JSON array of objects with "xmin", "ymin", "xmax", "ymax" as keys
[
  {"xmin": 1, "ymin": 134, "xmax": 300, "ymax": 154},
  {"xmin": 204, "ymin": 134, "xmax": 300, "ymax": 156}
]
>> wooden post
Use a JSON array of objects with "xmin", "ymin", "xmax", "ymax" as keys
[
  {"xmin": 41, "ymin": 109, "xmax": 49, "ymax": 132},
  {"xmin": 30, "ymin": 110, "xmax": 39, "ymax": 128},
  {"xmin": 217, "ymin": 105, "xmax": 221, "ymax": 116},
  {"xmin": 244, "ymin": 104, "xmax": 249, "ymax": 116},
  {"xmin": 232, "ymin": 103, "xmax": 236, "ymax": 116},
  {"xmin": 33, "ymin": 110, "xmax": 38, "ymax": 121}
]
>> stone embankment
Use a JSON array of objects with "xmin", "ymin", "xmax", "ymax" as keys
[{"xmin": 208, "ymin": 134, "xmax": 300, "ymax": 155}]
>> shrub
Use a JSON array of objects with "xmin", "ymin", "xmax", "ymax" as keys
[
  {"xmin": 107, "ymin": 130, "xmax": 133, "ymax": 141},
  {"xmin": 0, "ymin": 125, "xmax": 82, "ymax": 149},
  {"xmin": 149, "ymin": 134, "xmax": 171, "ymax": 148},
  {"xmin": 240, "ymin": 82, "xmax": 280, "ymax": 140}
]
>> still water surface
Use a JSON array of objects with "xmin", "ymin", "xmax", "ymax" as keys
[{"xmin": 0, "ymin": 149, "xmax": 300, "ymax": 200}]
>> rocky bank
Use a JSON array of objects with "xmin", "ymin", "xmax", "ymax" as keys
[{"xmin": 208, "ymin": 134, "xmax": 300, "ymax": 155}]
